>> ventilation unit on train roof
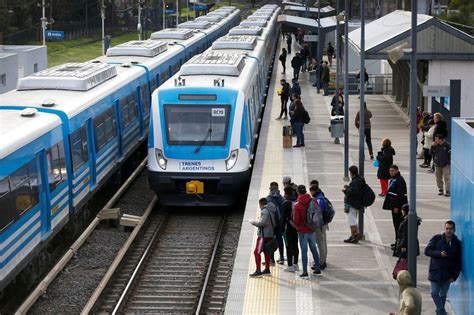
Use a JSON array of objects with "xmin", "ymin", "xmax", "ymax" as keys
[
  {"xmin": 212, "ymin": 35, "xmax": 257, "ymax": 50},
  {"xmin": 195, "ymin": 15, "xmax": 223, "ymax": 23},
  {"xmin": 247, "ymin": 14, "xmax": 272, "ymax": 21},
  {"xmin": 253, "ymin": 11, "xmax": 274, "ymax": 17},
  {"xmin": 180, "ymin": 52, "xmax": 245, "ymax": 77},
  {"xmin": 178, "ymin": 20, "xmax": 211, "ymax": 29},
  {"xmin": 228, "ymin": 26, "xmax": 263, "ymax": 36},
  {"xmin": 208, "ymin": 11, "xmax": 230, "ymax": 17},
  {"xmin": 240, "ymin": 19, "xmax": 267, "ymax": 27},
  {"xmin": 218, "ymin": 6, "xmax": 236, "ymax": 11},
  {"xmin": 106, "ymin": 40, "xmax": 168, "ymax": 57},
  {"xmin": 17, "ymin": 61, "xmax": 117, "ymax": 91},
  {"xmin": 150, "ymin": 28, "xmax": 194, "ymax": 40}
]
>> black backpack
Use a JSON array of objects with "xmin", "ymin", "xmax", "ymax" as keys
[
  {"xmin": 361, "ymin": 183, "xmax": 375, "ymax": 207},
  {"xmin": 303, "ymin": 110, "xmax": 311, "ymax": 124},
  {"xmin": 321, "ymin": 196, "xmax": 335, "ymax": 224}
]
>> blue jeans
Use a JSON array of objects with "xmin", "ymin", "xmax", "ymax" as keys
[
  {"xmin": 430, "ymin": 280, "xmax": 451, "ymax": 315},
  {"xmin": 298, "ymin": 232, "xmax": 320, "ymax": 273},
  {"xmin": 293, "ymin": 122, "xmax": 304, "ymax": 146}
]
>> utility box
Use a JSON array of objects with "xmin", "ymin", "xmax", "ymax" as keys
[
  {"xmin": 0, "ymin": 53, "xmax": 18, "ymax": 94},
  {"xmin": 283, "ymin": 125, "xmax": 293, "ymax": 148},
  {"xmin": 330, "ymin": 116, "xmax": 344, "ymax": 138}
]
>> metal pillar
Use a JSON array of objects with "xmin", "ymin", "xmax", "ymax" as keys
[
  {"xmin": 138, "ymin": 1, "xmax": 143, "ymax": 40},
  {"xmin": 176, "ymin": 0, "xmax": 179, "ymax": 27},
  {"xmin": 408, "ymin": 0, "xmax": 418, "ymax": 287},
  {"xmin": 343, "ymin": 0, "xmax": 349, "ymax": 181},
  {"xmin": 163, "ymin": 0, "xmax": 166, "ymax": 29},
  {"xmin": 41, "ymin": 0, "xmax": 47, "ymax": 45},
  {"xmin": 101, "ymin": 0, "xmax": 106, "ymax": 55},
  {"xmin": 358, "ymin": 0, "xmax": 366, "ymax": 236},
  {"xmin": 317, "ymin": 0, "xmax": 321, "ymax": 62}
]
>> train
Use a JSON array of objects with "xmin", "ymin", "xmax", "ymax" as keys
[
  {"xmin": 0, "ymin": 7, "xmax": 241, "ymax": 292},
  {"xmin": 148, "ymin": 4, "xmax": 281, "ymax": 206}
]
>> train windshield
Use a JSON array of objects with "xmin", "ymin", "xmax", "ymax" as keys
[{"xmin": 164, "ymin": 104, "xmax": 230, "ymax": 146}]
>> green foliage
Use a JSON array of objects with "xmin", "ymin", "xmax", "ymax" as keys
[{"xmin": 439, "ymin": 0, "xmax": 474, "ymax": 35}]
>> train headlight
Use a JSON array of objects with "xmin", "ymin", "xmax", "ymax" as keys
[
  {"xmin": 155, "ymin": 149, "xmax": 167, "ymax": 170},
  {"xmin": 225, "ymin": 149, "xmax": 239, "ymax": 170}
]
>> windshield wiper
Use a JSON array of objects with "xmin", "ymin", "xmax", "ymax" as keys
[{"xmin": 194, "ymin": 128, "xmax": 212, "ymax": 154}]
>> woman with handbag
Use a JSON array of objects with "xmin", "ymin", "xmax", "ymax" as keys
[
  {"xmin": 376, "ymin": 138, "xmax": 396, "ymax": 196},
  {"xmin": 248, "ymin": 198, "xmax": 277, "ymax": 277}
]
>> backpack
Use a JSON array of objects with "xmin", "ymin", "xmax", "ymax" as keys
[
  {"xmin": 303, "ymin": 110, "xmax": 311, "ymax": 124},
  {"xmin": 321, "ymin": 196, "xmax": 335, "ymax": 224},
  {"xmin": 306, "ymin": 197, "xmax": 323, "ymax": 231},
  {"xmin": 267, "ymin": 195, "xmax": 283, "ymax": 227},
  {"xmin": 361, "ymin": 183, "xmax": 376, "ymax": 207}
]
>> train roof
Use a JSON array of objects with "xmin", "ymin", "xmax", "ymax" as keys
[{"xmin": 0, "ymin": 109, "xmax": 61, "ymax": 159}]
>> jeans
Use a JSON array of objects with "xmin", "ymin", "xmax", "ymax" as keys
[
  {"xmin": 430, "ymin": 280, "xmax": 451, "ymax": 315},
  {"xmin": 298, "ymin": 232, "xmax": 320, "ymax": 273},
  {"xmin": 293, "ymin": 122, "xmax": 304, "ymax": 145}
]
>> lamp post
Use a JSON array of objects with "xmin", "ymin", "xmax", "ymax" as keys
[
  {"xmin": 176, "ymin": 0, "xmax": 179, "ymax": 27},
  {"xmin": 408, "ymin": 0, "xmax": 418, "ymax": 287},
  {"xmin": 41, "ymin": 0, "xmax": 47, "ymax": 45},
  {"xmin": 101, "ymin": 0, "xmax": 106, "ymax": 55},
  {"xmin": 137, "ymin": 1, "xmax": 143, "ymax": 40},
  {"xmin": 358, "ymin": 0, "xmax": 366, "ymax": 236},
  {"xmin": 343, "ymin": 0, "xmax": 349, "ymax": 181},
  {"xmin": 163, "ymin": 0, "xmax": 166, "ymax": 29}
]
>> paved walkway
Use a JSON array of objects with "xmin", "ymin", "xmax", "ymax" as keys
[{"xmin": 225, "ymin": 39, "xmax": 453, "ymax": 314}]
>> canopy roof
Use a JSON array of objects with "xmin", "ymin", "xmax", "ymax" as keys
[
  {"xmin": 284, "ymin": 5, "xmax": 334, "ymax": 13},
  {"xmin": 277, "ymin": 14, "xmax": 339, "ymax": 33},
  {"xmin": 348, "ymin": 10, "xmax": 474, "ymax": 60}
]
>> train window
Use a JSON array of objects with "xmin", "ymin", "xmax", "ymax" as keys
[
  {"xmin": 172, "ymin": 63, "xmax": 180, "ymax": 74},
  {"xmin": 10, "ymin": 160, "xmax": 39, "ymax": 216},
  {"xmin": 94, "ymin": 108, "xmax": 117, "ymax": 151},
  {"xmin": 46, "ymin": 142, "xmax": 67, "ymax": 190},
  {"xmin": 151, "ymin": 77, "xmax": 157, "ymax": 91},
  {"xmin": 120, "ymin": 93, "xmax": 138, "ymax": 128},
  {"xmin": 160, "ymin": 71, "xmax": 169, "ymax": 85},
  {"xmin": 0, "ymin": 178, "xmax": 14, "ymax": 232},
  {"xmin": 70, "ymin": 126, "xmax": 89, "ymax": 171},
  {"xmin": 141, "ymin": 84, "xmax": 150, "ymax": 115}
]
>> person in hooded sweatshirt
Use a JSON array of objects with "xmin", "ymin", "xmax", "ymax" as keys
[
  {"xmin": 376, "ymin": 138, "xmax": 396, "ymax": 196},
  {"xmin": 267, "ymin": 182, "xmax": 285, "ymax": 264},
  {"xmin": 293, "ymin": 185, "xmax": 321, "ymax": 278},
  {"xmin": 248, "ymin": 198, "xmax": 276, "ymax": 277},
  {"xmin": 391, "ymin": 271, "xmax": 422, "ymax": 315},
  {"xmin": 282, "ymin": 186, "xmax": 299, "ymax": 272}
]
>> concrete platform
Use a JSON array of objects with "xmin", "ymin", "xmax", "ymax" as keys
[{"xmin": 225, "ymin": 39, "xmax": 454, "ymax": 314}]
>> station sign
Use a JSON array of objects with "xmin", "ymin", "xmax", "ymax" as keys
[
  {"xmin": 423, "ymin": 85, "xmax": 450, "ymax": 97},
  {"xmin": 303, "ymin": 35, "xmax": 318, "ymax": 42},
  {"xmin": 46, "ymin": 30, "xmax": 65, "ymax": 41}
]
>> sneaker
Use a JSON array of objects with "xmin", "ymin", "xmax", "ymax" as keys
[
  {"xmin": 370, "ymin": 155, "xmax": 374, "ymax": 160},
  {"xmin": 249, "ymin": 270, "xmax": 262, "ymax": 277},
  {"xmin": 343, "ymin": 236, "xmax": 354, "ymax": 243},
  {"xmin": 293, "ymin": 264, "xmax": 300, "ymax": 271},
  {"xmin": 293, "ymin": 144, "xmax": 302, "ymax": 148},
  {"xmin": 419, "ymin": 164, "xmax": 429, "ymax": 168},
  {"xmin": 313, "ymin": 270, "xmax": 322, "ymax": 276},
  {"xmin": 299, "ymin": 272, "xmax": 309, "ymax": 279},
  {"xmin": 275, "ymin": 117, "xmax": 282, "ymax": 120},
  {"xmin": 284, "ymin": 265, "xmax": 295, "ymax": 272},
  {"xmin": 445, "ymin": 192, "xmax": 450, "ymax": 197},
  {"xmin": 261, "ymin": 269, "xmax": 271, "ymax": 276},
  {"xmin": 277, "ymin": 259, "xmax": 285, "ymax": 265},
  {"xmin": 438, "ymin": 190, "xmax": 444, "ymax": 196},
  {"xmin": 378, "ymin": 193, "xmax": 385, "ymax": 197},
  {"xmin": 428, "ymin": 168, "xmax": 435, "ymax": 173},
  {"xmin": 320, "ymin": 262, "xmax": 327, "ymax": 270},
  {"xmin": 262, "ymin": 260, "xmax": 275, "ymax": 266},
  {"xmin": 390, "ymin": 243, "xmax": 396, "ymax": 250}
]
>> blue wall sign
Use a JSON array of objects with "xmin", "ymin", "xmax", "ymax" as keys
[{"xmin": 46, "ymin": 30, "xmax": 65, "ymax": 41}]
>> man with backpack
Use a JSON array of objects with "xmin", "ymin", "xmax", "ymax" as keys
[
  {"xmin": 310, "ymin": 180, "xmax": 335, "ymax": 270},
  {"xmin": 293, "ymin": 185, "xmax": 322, "ymax": 278},
  {"xmin": 282, "ymin": 186, "xmax": 299, "ymax": 272},
  {"xmin": 267, "ymin": 182, "xmax": 285, "ymax": 265},
  {"xmin": 342, "ymin": 165, "xmax": 366, "ymax": 244}
]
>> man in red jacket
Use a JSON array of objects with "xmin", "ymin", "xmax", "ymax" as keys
[{"xmin": 293, "ymin": 185, "xmax": 322, "ymax": 278}]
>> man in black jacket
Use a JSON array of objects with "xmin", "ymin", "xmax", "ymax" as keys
[
  {"xmin": 291, "ymin": 53, "xmax": 302, "ymax": 80},
  {"xmin": 342, "ymin": 165, "xmax": 365, "ymax": 244},
  {"xmin": 431, "ymin": 134, "xmax": 451, "ymax": 197},
  {"xmin": 281, "ymin": 186, "xmax": 299, "ymax": 272},
  {"xmin": 276, "ymin": 79, "xmax": 291, "ymax": 120},
  {"xmin": 425, "ymin": 221, "xmax": 462, "ymax": 315},
  {"xmin": 383, "ymin": 165, "xmax": 407, "ymax": 248}
]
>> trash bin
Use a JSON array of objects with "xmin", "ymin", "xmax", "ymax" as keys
[
  {"xmin": 330, "ymin": 116, "xmax": 344, "ymax": 139},
  {"xmin": 309, "ymin": 70, "xmax": 317, "ymax": 84},
  {"xmin": 283, "ymin": 125, "xmax": 293, "ymax": 148}
]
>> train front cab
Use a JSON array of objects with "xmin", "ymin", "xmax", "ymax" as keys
[{"xmin": 148, "ymin": 88, "xmax": 250, "ymax": 206}]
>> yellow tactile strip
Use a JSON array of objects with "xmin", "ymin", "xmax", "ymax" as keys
[{"xmin": 242, "ymin": 45, "xmax": 284, "ymax": 315}]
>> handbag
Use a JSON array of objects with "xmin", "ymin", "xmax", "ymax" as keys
[
  {"xmin": 373, "ymin": 159, "xmax": 379, "ymax": 167},
  {"xmin": 392, "ymin": 258, "xmax": 408, "ymax": 279}
]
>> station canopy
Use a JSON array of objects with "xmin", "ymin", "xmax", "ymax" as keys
[
  {"xmin": 282, "ymin": 1, "xmax": 303, "ymax": 6},
  {"xmin": 348, "ymin": 10, "xmax": 474, "ymax": 60},
  {"xmin": 284, "ymin": 5, "xmax": 335, "ymax": 17},
  {"xmin": 277, "ymin": 14, "xmax": 339, "ymax": 33}
]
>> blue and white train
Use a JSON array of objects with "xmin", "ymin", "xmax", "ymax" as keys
[
  {"xmin": 0, "ymin": 7, "xmax": 240, "ymax": 291},
  {"xmin": 148, "ymin": 4, "xmax": 281, "ymax": 206}
]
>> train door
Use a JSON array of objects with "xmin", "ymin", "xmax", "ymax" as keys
[{"xmin": 36, "ymin": 151, "xmax": 51, "ymax": 237}]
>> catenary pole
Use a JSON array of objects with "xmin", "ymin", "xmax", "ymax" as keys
[
  {"xmin": 343, "ymin": 0, "xmax": 349, "ymax": 181},
  {"xmin": 358, "ymin": 0, "xmax": 366, "ymax": 236},
  {"xmin": 176, "ymin": 0, "xmax": 179, "ymax": 27},
  {"xmin": 41, "ymin": 0, "xmax": 46, "ymax": 45},
  {"xmin": 101, "ymin": 0, "xmax": 106, "ymax": 55},
  {"xmin": 163, "ymin": 0, "xmax": 166, "ymax": 29},
  {"xmin": 138, "ymin": 1, "xmax": 142, "ymax": 40},
  {"xmin": 335, "ymin": 0, "xmax": 340, "ymax": 140},
  {"xmin": 408, "ymin": 0, "xmax": 418, "ymax": 287}
]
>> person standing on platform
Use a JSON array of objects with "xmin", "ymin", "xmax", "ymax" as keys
[
  {"xmin": 376, "ymin": 138, "xmax": 396, "ymax": 197},
  {"xmin": 300, "ymin": 45, "xmax": 309, "ymax": 72},
  {"xmin": 420, "ymin": 119, "xmax": 435, "ymax": 168},
  {"xmin": 248, "ymin": 198, "xmax": 276, "ymax": 277},
  {"xmin": 390, "ymin": 271, "xmax": 422, "ymax": 315},
  {"xmin": 356, "ymin": 67, "xmax": 369, "ymax": 97},
  {"xmin": 330, "ymin": 88, "xmax": 344, "ymax": 116},
  {"xmin": 286, "ymin": 33, "xmax": 292, "ymax": 54},
  {"xmin": 425, "ymin": 221, "xmax": 462, "ymax": 315},
  {"xmin": 309, "ymin": 181, "xmax": 328, "ymax": 270},
  {"xmin": 283, "ymin": 175, "xmax": 298, "ymax": 198},
  {"xmin": 276, "ymin": 79, "xmax": 290, "ymax": 120},
  {"xmin": 293, "ymin": 185, "xmax": 322, "ymax": 278},
  {"xmin": 290, "ymin": 78, "xmax": 301, "ymax": 100},
  {"xmin": 355, "ymin": 102, "xmax": 374, "ymax": 159},
  {"xmin": 321, "ymin": 61, "xmax": 330, "ymax": 96},
  {"xmin": 342, "ymin": 165, "xmax": 365, "ymax": 244},
  {"xmin": 267, "ymin": 182, "xmax": 285, "ymax": 265},
  {"xmin": 431, "ymin": 134, "xmax": 451, "ymax": 197},
  {"xmin": 290, "ymin": 100, "xmax": 306, "ymax": 148},
  {"xmin": 327, "ymin": 42, "xmax": 335, "ymax": 67},
  {"xmin": 291, "ymin": 53, "xmax": 302, "ymax": 80},
  {"xmin": 428, "ymin": 113, "xmax": 448, "ymax": 173},
  {"xmin": 279, "ymin": 48, "xmax": 287, "ymax": 74},
  {"xmin": 393, "ymin": 204, "xmax": 420, "ymax": 260},
  {"xmin": 382, "ymin": 165, "xmax": 408, "ymax": 250},
  {"xmin": 282, "ymin": 186, "xmax": 299, "ymax": 272}
]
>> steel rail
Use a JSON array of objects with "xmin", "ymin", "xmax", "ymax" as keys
[
  {"xmin": 15, "ymin": 158, "xmax": 148, "ymax": 315},
  {"xmin": 195, "ymin": 213, "xmax": 227, "ymax": 315}
]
